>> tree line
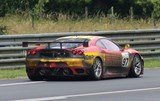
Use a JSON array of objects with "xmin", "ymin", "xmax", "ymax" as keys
[{"xmin": 0, "ymin": 0, "xmax": 160, "ymax": 19}]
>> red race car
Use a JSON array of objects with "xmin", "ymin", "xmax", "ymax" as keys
[{"xmin": 23, "ymin": 36, "xmax": 144, "ymax": 80}]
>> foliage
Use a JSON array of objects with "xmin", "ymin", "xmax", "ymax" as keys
[
  {"xmin": 152, "ymin": 0, "xmax": 160, "ymax": 19},
  {"xmin": 44, "ymin": 0, "xmax": 92, "ymax": 17},
  {"xmin": 135, "ymin": 0, "xmax": 154, "ymax": 18},
  {"xmin": 0, "ymin": 0, "xmax": 35, "ymax": 16},
  {"xmin": 33, "ymin": 0, "xmax": 49, "ymax": 17},
  {"xmin": 0, "ymin": 0, "xmax": 160, "ymax": 20}
]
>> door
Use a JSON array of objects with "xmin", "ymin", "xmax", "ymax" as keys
[{"xmin": 100, "ymin": 39, "xmax": 126, "ymax": 76}]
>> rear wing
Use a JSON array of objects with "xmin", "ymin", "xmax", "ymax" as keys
[{"xmin": 22, "ymin": 41, "xmax": 88, "ymax": 49}]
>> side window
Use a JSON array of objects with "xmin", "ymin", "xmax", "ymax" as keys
[
  {"xmin": 101, "ymin": 39, "xmax": 120, "ymax": 51},
  {"xmin": 96, "ymin": 40, "xmax": 105, "ymax": 49}
]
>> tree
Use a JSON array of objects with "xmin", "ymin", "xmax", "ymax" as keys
[
  {"xmin": 33, "ymin": 0, "xmax": 49, "ymax": 17},
  {"xmin": 152, "ymin": 0, "xmax": 160, "ymax": 20}
]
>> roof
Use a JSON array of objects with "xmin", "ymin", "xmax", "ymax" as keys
[{"xmin": 57, "ymin": 36, "xmax": 105, "ymax": 40}]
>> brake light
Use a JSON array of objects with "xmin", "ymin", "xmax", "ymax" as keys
[
  {"xmin": 27, "ymin": 46, "xmax": 44, "ymax": 55},
  {"xmin": 72, "ymin": 50, "xmax": 84, "ymax": 55},
  {"xmin": 72, "ymin": 50, "xmax": 77, "ymax": 55},
  {"xmin": 27, "ymin": 50, "xmax": 36, "ymax": 55},
  {"xmin": 77, "ymin": 50, "xmax": 84, "ymax": 55}
]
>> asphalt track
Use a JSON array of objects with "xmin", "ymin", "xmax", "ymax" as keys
[{"xmin": 0, "ymin": 69, "xmax": 160, "ymax": 101}]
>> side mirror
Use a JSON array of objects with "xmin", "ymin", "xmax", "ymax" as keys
[
  {"xmin": 124, "ymin": 44, "xmax": 130, "ymax": 49},
  {"xmin": 121, "ymin": 44, "xmax": 130, "ymax": 51}
]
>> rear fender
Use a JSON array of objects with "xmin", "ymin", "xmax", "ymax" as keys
[{"xmin": 84, "ymin": 52, "xmax": 105, "ymax": 67}]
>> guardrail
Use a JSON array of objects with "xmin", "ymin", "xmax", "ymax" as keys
[{"xmin": 0, "ymin": 29, "xmax": 160, "ymax": 68}]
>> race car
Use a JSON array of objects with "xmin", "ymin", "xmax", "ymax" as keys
[{"xmin": 23, "ymin": 36, "xmax": 144, "ymax": 81}]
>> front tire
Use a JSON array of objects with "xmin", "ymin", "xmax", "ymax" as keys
[
  {"xmin": 129, "ymin": 55, "xmax": 143, "ymax": 77},
  {"xmin": 90, "ymin": 58, "xmax": 103, "ymax": 80}
]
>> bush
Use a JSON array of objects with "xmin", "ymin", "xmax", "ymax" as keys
[
  {"xmin": 134, "ymin": 0, "xmax": 154, "ymax": 18},
  {"xmin": 0, "ymin": 0, "xmax": 159, "ymax": 19},
  {"xmin": 152, "ymin": 0, "xmax": 160, "ymax": 20}
]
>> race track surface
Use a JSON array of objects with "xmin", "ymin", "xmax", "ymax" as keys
[{"xmin": 0, "ymin": 69, "xmax": 160, "ymax": 101}]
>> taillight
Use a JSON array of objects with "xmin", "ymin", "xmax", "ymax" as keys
[
  {"xmin": 72, "ymin": 50, "xmax": 77, "ymax": 55},
  {"xmin": 27, "ymin": 50, "xmax": 36, "ymax": 55},
  {"xmin": 72, "ymin": 50, "xmax": 84, "ymax": 55},
  {"xmin": 77, "ymin": 50, "xmax": 84, "ymax": 55},
  {"xmin": 27, "ymin": 46, "xmax": 44, "ymax": 55}
]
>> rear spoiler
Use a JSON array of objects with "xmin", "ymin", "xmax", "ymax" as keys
[{"xmin": 22, "ymin": 41, "xmax": 88, "ymax": 49}]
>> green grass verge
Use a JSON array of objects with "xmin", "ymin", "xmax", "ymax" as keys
[
  {"xmin": 0, "ymin": 59, "xmax": 159, "ymax": 79},
  {"xmin": 0, "ymin": 68, "xmax": 26, "ymax": 79},
  {"xmin": 144, "ymin": 59, "xmax": 160, "ymax": 68}
]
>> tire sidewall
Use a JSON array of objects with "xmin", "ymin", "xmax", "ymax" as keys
[
  {"xmin": 26, "ymin": 68, "xmax": 42, "ymax": 81},
  {"xmin": 129, "ymin": 55, "xmax": 142, "ymax": 77},
  {"xmin": 91, "ymin": 58, "xmax": 103, "ymax": 80}
]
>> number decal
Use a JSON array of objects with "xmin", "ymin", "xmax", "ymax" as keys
[{"xmin": 122, "ymin": 52, "xmax": 129, "ymax": 67}]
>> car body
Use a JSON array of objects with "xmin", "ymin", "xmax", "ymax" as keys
[{"xmin": 23, "ymin": 36, "xmax": 144, "ymax": 80}]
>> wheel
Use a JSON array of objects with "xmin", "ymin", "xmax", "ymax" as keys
[
  {"xmin": 90, "ymin": 58, "xmax": 103, "ymax": 80},
  {"xmin": 129, "ymin": 55, "xmax": 143, "ymax": 77},
  {"xmin": 26, "ymin": 68, "xmax": 43, "ymax": 81}
]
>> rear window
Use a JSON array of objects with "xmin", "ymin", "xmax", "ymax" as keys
[{"xmin": 50, "ymin": 38, "xmax": 89, "ymax": 49}]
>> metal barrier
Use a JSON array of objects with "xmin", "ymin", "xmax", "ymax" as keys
[{"xmin": 0, "ymin": 29, "xmax": 160, "ymax": 68}]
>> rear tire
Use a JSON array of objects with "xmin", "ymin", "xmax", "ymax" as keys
[
  {"xmin": 90, "ymin": 58, "xmax": 103, "ymax": 80},
  {"xmin": 129, "ymin": 55, "xmax": 142, "ymax": 77},
  {"xmin": 26, "ymin": 68, "xmax": 43, "ymax": 81}
]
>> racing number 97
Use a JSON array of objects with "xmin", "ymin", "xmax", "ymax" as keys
[
  {"xmin": 122, "ymin": 57, "xmax": 129, "ymax": 67},
  {"xmin": 122, "ymin": 52, "xmax": 129, "ymax": 67}
]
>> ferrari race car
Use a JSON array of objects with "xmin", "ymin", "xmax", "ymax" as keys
[{"xmin": 23, "ymin": 36, "xmax": 144, "ymax": 81}]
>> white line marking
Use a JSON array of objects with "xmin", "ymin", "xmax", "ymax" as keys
[
  {"xmin": 14, "ymin": 87, "xmax": 160, "ymax": 101},
  {"xmin": 0, "ymin": 81, "xmax": 44, "ymax": 87}
]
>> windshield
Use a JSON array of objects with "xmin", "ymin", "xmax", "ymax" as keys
[{"xmin": 49, "ymin": 38, "xmax": 89, "ymax": 49}]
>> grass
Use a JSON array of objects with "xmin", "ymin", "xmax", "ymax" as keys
[
  {"xmin": 0, "ymin": 59, "xmax": 159, "ymax": 79},
  {"xmin": 144, "ymin": 59, "xmax": 160, "ymax": 68},
  {"xmin": 0, "ymin": 68, "xmax": 26, "ymax": 79},
  {"xmin": 0, "ymin": 15, "xmax": 160, "ymax": 34}
]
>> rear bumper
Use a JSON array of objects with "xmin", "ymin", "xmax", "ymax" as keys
[
  {"xmin": 26, "ymin": 58, "xmax": 94, "ymax": 76},
  {"xmin": 27, "ymin": 67, "xmax": 89, "ymax": 77}
]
